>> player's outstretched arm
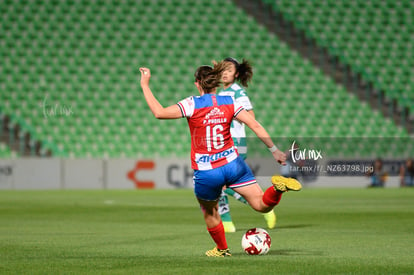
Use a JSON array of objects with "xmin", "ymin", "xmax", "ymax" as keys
[
  {"xmin": 235, "ymin": 109, "xmax": 286, "ymax": 165},
  {"xmin": 139, "ymin": 67, "xmax": 182, "ymax": 119}
]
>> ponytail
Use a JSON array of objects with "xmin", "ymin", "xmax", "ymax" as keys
[{"xmin": 194, "ymin": 61, "xmax": 229, "ymax": 93}]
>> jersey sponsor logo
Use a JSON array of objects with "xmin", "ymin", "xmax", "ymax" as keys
[
  {"xmin": 205, "ymin": 107, "xmax": 224, "ymax": 119},
  {"xmin": 196, "ymin": 147, "xmax": 235, "ymax": 163},
  {"xmin": 203, "ymin": 107, "xmax": 227, "ymax": 124}
]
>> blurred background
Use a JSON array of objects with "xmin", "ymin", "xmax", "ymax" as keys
[{"xmin": 0, "ymin": 0, "xmax": 413, "ymax": 188}]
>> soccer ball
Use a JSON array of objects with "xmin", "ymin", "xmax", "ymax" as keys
[{"xmin": 241, "ymin": 228, "xmax": 271, "ymax": 255}]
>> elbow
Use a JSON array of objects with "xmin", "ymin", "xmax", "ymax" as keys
[
  {"xmin": 153, "ymin": 109, "xmax": 168, "ymax": 119},
  {"xmin": 153, "ymin": 112, "xmax": 163, "ymax": 119}
]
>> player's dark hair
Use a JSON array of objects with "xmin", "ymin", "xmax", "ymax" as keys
[
  {"xmin": 194, "ymin": 61, "xmax": 228, "ymax": 94},
  {"xmin": 224, "ymin": 57, "xmax": 253, "ymax": 87}
]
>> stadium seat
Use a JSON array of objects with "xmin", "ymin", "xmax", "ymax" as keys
[
  {"xmin": 270, "ymin": 0, "xmax": 414, "ymax": 116},
  {"xmin": 0, "ymin": 0, "xmax": 411, "ymax": 159},
  {"xmin": 0, "ymin": 142, "xmax": 16, "ymax": 158}
]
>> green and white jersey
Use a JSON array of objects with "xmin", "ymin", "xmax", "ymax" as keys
[{"xmin": 218, "ymin": 83, "xmax": 253, "ymax": 159}]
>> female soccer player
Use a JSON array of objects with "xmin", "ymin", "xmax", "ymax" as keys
[
  {"xmin": 139, "ymin": 62, "xmax": 301, "ymax": 257},
  {"xmin": 217, "ymin": 57, "xmax": 276, "ymax": 233}
]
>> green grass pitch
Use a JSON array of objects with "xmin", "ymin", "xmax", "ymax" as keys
[{"xmin": 1, "ymin": 188, "xmax": 413, "ymax": 274}]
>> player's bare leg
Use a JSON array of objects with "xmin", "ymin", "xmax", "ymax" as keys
[
  {"xmin": 232, "ymin": 183, "xmax": 273, "ymax": 213},
  {"xmin": 224, "ymin": 187, "xmax": 276, "ymax": 229},
  {"xmin": 233, "ymin": 176, "xmax": 302, "ymax": 213}
]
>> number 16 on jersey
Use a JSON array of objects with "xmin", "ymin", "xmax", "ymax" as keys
[{"xmin": 206, "ymin": 125, "xmax": 225, "ymax": 152}]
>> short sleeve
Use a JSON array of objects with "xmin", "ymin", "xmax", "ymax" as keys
[
  {"xmin": 235, "ymin": 90, "xmax": 253, "ymax": 110},
  {"xmin": 177, "ymin": 96, "xmax": 195, "ymax": 117},
  {"xmin": 233, "ymin": 100, "xmax": 244, "ymax": 117}
]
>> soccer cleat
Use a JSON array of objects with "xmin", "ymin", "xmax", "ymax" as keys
[
  {"xmin": 223, "ymin": 221, "xmax": 236, "ymax": 233},
  {"xmin": 263, "ymin": 209, "xmax": 277, "ymax": 229},
  {"xmin": 271, "ymin": 175, "xmax": 302, "ymax": 192},
  {"xmin": 205, "ymin": 247, "xmax": 232, "ymax": 257}
]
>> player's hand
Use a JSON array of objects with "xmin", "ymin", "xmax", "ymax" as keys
[
  {"xmin": 272, "ymin": 149, "xmax": 287, "ymax": 165},
  {"xmin": 139, "ymin": 67, "xmax": 151, "ymax": 86}
]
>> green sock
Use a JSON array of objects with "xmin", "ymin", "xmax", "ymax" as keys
[
  {"xmin": 221, "ymin": 211, "xmax": 232, "ymax": 222},
  {"xmin": 218, "ymin": 193, "xmax": 232, "ymax": 222},
  {"xmin": 224, "ymin": 188, "xmax": 248, "ymax": 205}
]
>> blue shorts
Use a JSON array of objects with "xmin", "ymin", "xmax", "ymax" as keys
[{"xmin": 193, "ymin": 156, "xmax": 256, "ymax": 201}]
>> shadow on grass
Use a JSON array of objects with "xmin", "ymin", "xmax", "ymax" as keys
[
  {"xmin": 232, "ymin": 249, "xmax": 324, "ymax": 257},
  {"xmin": 273, "ymin": 224, "xmax": 315, "ymax": 230},
  {"xmin": 267, "ymin": 249, "xmax": 324, "ymax": 256},
  {"xmin": 237, "ymin": 224, "xmax": 315, "ymax": 232}
]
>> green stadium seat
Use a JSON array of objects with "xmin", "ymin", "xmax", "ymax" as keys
[
  {"xmin": 271, "ymin": 0, "xmax": 414, "ymax": 115},
  {"xmin": 0, "ymin": 0, "xmax": 411, "ymax": 159}
]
